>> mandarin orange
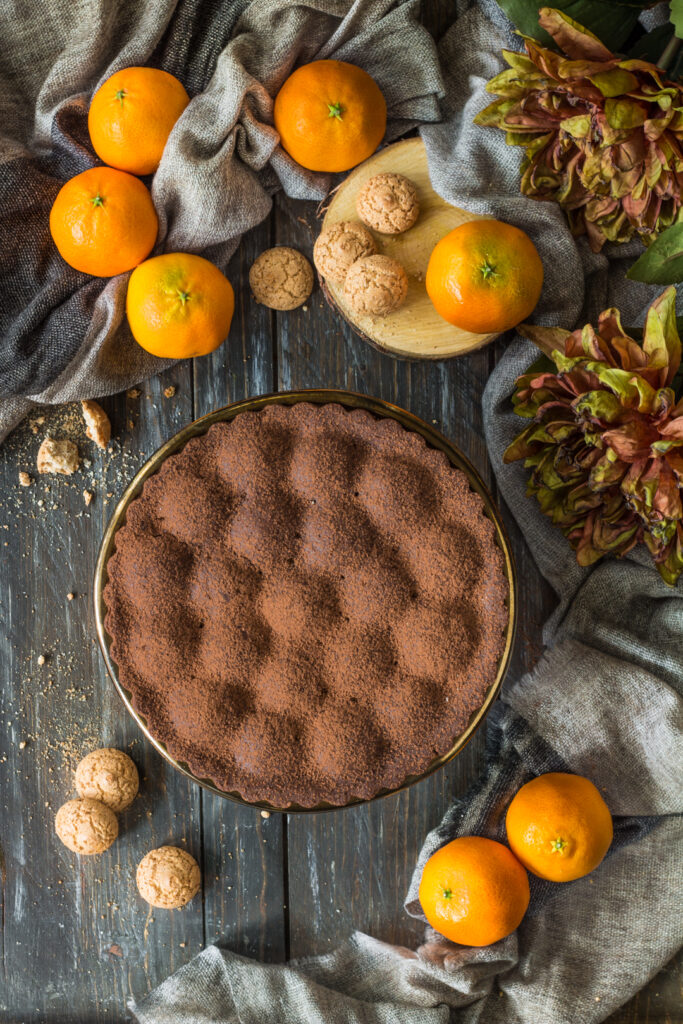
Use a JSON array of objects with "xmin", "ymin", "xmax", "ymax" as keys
[
  {"xmin": 126, "ymin": 252, "xmax": 234, "ymax": 358},
  {"xmin": 274, "ymin": 60, "xmax": 386, "ymax": 173},
  {"xmin": 88, "ymin": 66, "xmax": 190, "ymax": 176},
  {"xmin": 49, "ymin": 167, "xmax": 158, "ymax": 277},
  {"xmin": 425, "ymin": 219, "xmax": 543, "ymax": 334},
  {"xmin": 419, "ymin": 835, "xmax": 530, "ymax": 947},
  {"xmin": 506, "ymin": 772, "xmax": 613, "ymax": 882}
]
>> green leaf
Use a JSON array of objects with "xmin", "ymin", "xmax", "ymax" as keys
[
  {"xmin": 564, "ymin": 113, "xmax": 593, "ymax": 137},
  {"xmin": 627, "ymin": 22, "xmax": 673, "ymax": 63},
  {"xmin": 642, "ymin": 287, "xmax": 681, "ymax": 378},
  {"xmin": 573, "ymin": 390, "xmax": 624, "ymax": 422},
  {"xmin": 627, "ymin": 223, "xmax": 683, "ymax": 285},
  {"xmin": 672, "ymin": 0, "xmax": 683, "ymax": 41},
  {"xmin": 588, "ymin": 69, "xmax": 639, "ymax": 97},
  {"xmin": 493, "ymin": 1, "xmax": 656, "ymax": 54},
  {"xmin": 590, "ymin": 365, "xmax": 657, "ymax": 410},
  {"xmin": 605, "ymin": 97, "xmax": 647, "ymax": 130}
]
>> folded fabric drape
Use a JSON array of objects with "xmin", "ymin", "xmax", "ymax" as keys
[{"xmin": 0, "ymin": 0, "xmax": 443, "ymax": 441}]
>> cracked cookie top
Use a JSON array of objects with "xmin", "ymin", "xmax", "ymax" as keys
[
  {"xmin": 356, "ymin": 172, "xmax": 420, "ymax": 235},
  {"xmin": 313, "ymin": 220, "xmax": 377, "ymax": 285},
  {"xmin": 343, "ymin": 254, "xmax": 408, "ymax": 317},
  {"xmin": 249, "ymin": 247, "xmax": 314, "ymax": 310}
]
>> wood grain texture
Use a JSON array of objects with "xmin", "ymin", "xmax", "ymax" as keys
[
  {"xmin": 0, "ymin": 0, "xmax": 681, "ymax": 1012},
  {"xmin": 0, "ymin": 197, "xmax": 679, "ymax": 1024},
  {"xmin": 0, "ymin": 366, "xmax": 205, "ymax": 1021},
  {"xmin": 192, "ymin": 221, "xmax": 287, "ymax": 965}
]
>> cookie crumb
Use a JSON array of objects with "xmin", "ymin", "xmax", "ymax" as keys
[
  {"xmin": 67, "ymin": 592, "xmax": 75, "ymax": 601},
  {"xmin": 81, "ymin": 400, "xmax": 111, "ymax": 449},
  {"xmin": 260, "ymin": 810, "xmax": 271, "ymax": 819},
  {"xmin": 127, "ymin": 388, "xmax": 141, "ymax": 399},
  {"xmin": 19, "ymin": 472, "xmax": 31, "ymax": 487},
  {"xmin": 83, "ymin": 490, "xmax": 93, "ymax": 507},
  {"xmin": 18, "ymin": 741, "xmax": 26, "ymax": 750},
  {"xmin": 37, "ymin": 654, "xmax": 46, "ymax": 666},
  {"xmin": 37, "ymin": 438, "xmax": 80, "ymax": 476},
  {"xmin": 163, "ymin": 386, "xmax": 176, "ymax": 399}
]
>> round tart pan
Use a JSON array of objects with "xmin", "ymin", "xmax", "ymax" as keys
[{"xmin": 94, "ymin": 389, "xmax": 517, "ymax": 813}]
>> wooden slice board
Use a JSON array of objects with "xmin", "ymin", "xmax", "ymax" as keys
[{"xmin": 321, "ymin": 137, "xmax": 498, "ymax": 360}]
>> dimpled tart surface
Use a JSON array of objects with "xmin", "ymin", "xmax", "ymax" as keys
[{"xmin": 104, "ymin": 403, "xmax": 509, "ymax": 807}]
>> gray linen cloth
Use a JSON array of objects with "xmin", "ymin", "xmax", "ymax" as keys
[
  {"xmin": 132, "ymin": 3, "xmax": 683, "ymax": 1023},
  {"xmin": 0, "ymin": 0, "xmax": 443, "ymax": 441}
]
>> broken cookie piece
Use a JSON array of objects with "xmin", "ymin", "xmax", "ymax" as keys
[
  {"xmin": 81, "ymin": 400, "xmax": 111, "ymax": 449},
  {"xmin": 37, "ymin": 437, "xmax": 80, "ymax": 476}
]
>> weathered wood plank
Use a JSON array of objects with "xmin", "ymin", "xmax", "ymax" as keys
[
  {"xmin": 274, "ymin": 193, "xmax": 525, "ymax": 956},
  {"xmin": 192, "ymin": 219, "xmax": 287, "ymax": 963},
  {"xmin": 1, "ymin": 0, "xmax": 681, "ymax": 1006},
  {"xmin": 0, "ymin": 364, "xmax": 205, "ymax": 1022}
]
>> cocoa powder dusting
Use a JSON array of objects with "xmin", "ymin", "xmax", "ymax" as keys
[{"xmin": 103, "ymin": 403, "xmax": 509, "ymax": 807}]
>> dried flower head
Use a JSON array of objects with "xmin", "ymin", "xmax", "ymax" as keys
[
  {"xmin": 475, "ymin": 8, "xmax": 683, "ymax": 252},
  {"xmin": 505, "ymin": 287, "xmax": 683, "ymax": 585}
]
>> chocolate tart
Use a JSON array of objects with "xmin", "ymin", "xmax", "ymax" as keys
[{"xmin": 95, "ymin": 391, "xmax": 515, "ymax": 811}]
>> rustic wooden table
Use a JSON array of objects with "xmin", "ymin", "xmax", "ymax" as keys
[
  {"xmin": 0, "ymin": 190, "xmax": 680, "ymax": 1022},
  {"xmin": 0, "ymin": 5, "xmax": 680, "ymax": 1014}
]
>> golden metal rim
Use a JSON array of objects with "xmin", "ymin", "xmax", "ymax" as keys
[{"xmin": 93, "ymin": 388, "xmax": 517, "ymax": 814}]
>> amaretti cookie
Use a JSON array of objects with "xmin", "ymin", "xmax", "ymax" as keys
[
  {"xmin": 249, "ymin": 247, "xmax": 313, "ymax": 310},
  {"xmin": 75, "ymin": 748, "xmax": 139, "ymax": 812},
  {"xmin": 55, "ymin": 798, "xmax": 118, "ymax": 855},
  {"xmin": 313, "ymin": 221, "xmax": 377, "ymax": 284},
  {"xmin": 356, "ymin": 172, "xmax": 419, "ymax": 234},
  {"xmin": 343, "ymin": 254, "xmax": 408, "ymax": 316},
  {"xmin": 136, "ymin": 846, "xmax": 201, "ymax": 909}
]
